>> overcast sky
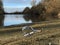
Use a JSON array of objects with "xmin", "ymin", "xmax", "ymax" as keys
[{"xmin": 2, "ymin": 0, "xmax": 41, "ymax": 12}]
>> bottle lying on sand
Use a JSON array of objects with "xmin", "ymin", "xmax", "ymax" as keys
[{"xmin": 22, "ymin": 26, "xmax": 41, "ymax": 37}]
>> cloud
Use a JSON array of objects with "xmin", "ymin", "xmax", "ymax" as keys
[
  {"xmin": 3, "ymin": 0, "xmax": 31, "ymax": 8},
  {"xmin": 3, "ymin": 0, "xmax": 41, "ymax": 8},
  {"xmin": 2, "ymin": 0, "xmax": 41, "ymax": 12}
]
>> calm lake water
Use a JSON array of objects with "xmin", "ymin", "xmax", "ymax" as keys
[{"xmin": 4, "ymin": 14, "xmax": 32, "ymax": 26}]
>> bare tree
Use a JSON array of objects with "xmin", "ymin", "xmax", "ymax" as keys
[
  {"xmin": 41, "ymin": 0, "xmax": 60, "ymax": 19},
  {"xmin": 31, "ymin": 0, "xmax": 36, "ymax": 6},
  {"xmin": 42, "ymin": 0, "xmax": 60, "ymax": 12}
]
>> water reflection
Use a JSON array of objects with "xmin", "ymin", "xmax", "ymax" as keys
[
  {"xmin": 4, "ymin": 14, "xmax": 32, "ymax": 26},
  {"xmin": 23, "ymin": 14, "xmax": 41, "ymax": 22},
  {"xmin": 4, "ymin": 14, "xmax": 44, "ymax": 26}
]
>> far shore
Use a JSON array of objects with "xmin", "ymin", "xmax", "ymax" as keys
[{"xmin": 4, "ymin": 12, "xmax": 23, "ymax": 14}]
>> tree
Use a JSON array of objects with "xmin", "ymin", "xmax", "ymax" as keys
[
  {"xmin": 0, "ymin": 0, "xmax": 5, "ymax": 26},
  {"xmin": 42, "ymin": 0, "xmax": 60, "ymax": 12},
  {"xmin": 23, "ymin": 3, "xmax": 46, "ymax": 22},
  {"xmin": 23, "ymin": 7, "xmax": 30, "ymax": 14},
  {"xmin": 41, "ymin": 0, "xmax": 60, "ymax": 19}
]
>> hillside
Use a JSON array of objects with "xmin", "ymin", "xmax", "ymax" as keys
[
  {"xmin": 23, "ymin": 0, "xmax": 60, "ymax": 22},
  {"xmin": 42, "ymin": 0, "xmax": 60, "ymax": 13}
]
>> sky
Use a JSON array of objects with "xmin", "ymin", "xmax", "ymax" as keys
[{"xmin": 2, "ymin": 0, "xmax": 41, "ymax": 12}]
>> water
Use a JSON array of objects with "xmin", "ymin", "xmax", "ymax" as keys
[{"xmin": 4, "ymin": 14, "xmax": 32, "ymax": 26}]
